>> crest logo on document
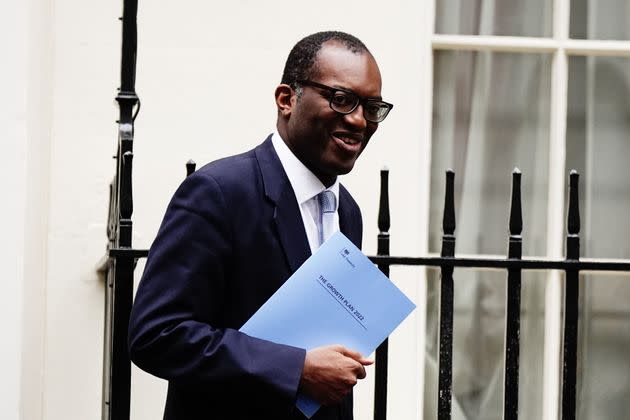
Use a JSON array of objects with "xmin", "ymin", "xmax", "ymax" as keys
[{"xmin": 339, "ymin": 248, "xmax": 356, "ymax": 268}]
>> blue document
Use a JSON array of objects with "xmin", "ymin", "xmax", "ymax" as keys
[{"xmin": 240, "ymin": 231, "xmax": 416, "ymax": 418}]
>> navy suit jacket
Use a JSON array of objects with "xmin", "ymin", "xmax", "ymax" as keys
[{"xmin": 128, "ymin": 136, "xmax": 363, "ymax": 420}]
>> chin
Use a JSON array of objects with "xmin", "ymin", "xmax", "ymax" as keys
[
  {"xmin": 318, "ymin": 159, "xmax": 358, "ymax": 180},
  {"xmin": 333, "ymin": 163, "xmax": 356, "ymax": 176}
]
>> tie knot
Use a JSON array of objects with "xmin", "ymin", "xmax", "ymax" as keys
[{"xmin": 318, "ymin": 190, "xmax": 336, "ymax": 214}]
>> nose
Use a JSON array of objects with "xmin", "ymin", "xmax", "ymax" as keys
[{"xmin": 343, "ymin": 104, "xmax": 367, "ymax": 130}]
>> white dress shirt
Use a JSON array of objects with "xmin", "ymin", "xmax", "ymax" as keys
[{"xmin": 271, "ymin": 131, "xmax": 340, "ymax": 254}]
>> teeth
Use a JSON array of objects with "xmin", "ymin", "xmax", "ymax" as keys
[{"xmin": 335, "ymin": 134, "xmax": 360, "ymax": 145}]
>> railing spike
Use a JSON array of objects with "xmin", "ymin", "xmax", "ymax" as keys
[
  {"xmin": 568, "ymin": 171, "xmax": 580, "ymax": 236},
  {"xmin": 186, "ymin": 159, "xmax": 197, "ymax": 177},
  {"xmin": 509, "ymin": 169, "xmax": 523, "ymax": 236},
  {"xmin": 504, "ymin": 169, "xmax": 523, "ymax": 420},
  {"xmin": 562, "ymin": 170, "xmax": 581, "ymax": 420},
  {"xmin": 374, "ymin": 168, "xmax": 391, "ymax": 420},
  {"xmin": 378, "ymin": 168, "xmax": 390, "ymax": 234},
  {"xmin": 120, "ymin": 151, "xmax": 134, "ymax": 220},
  {"xmin": 437, "ymin": 169, "xmax": 456, "ymax": 420},
  {"xmin": 443, "ymin": 169, "xmax": 455, "ymax": 236}
]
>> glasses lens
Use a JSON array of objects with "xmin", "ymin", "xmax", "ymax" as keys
[
  {"xmin": 330, "ymin": 91, "xmax": 358, "ymax": 113},
  {"xmin": 364, "ymin": 101, "xmax": 391, "ymax": 123}
]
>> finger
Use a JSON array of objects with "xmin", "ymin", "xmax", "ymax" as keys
[
  {"xmin": 356, "ymin": 364, "xmax": 367, "ymax": 380},
  {"xmin": 346, "ymin": 358, "xmax": 366, "ymax": 380},
  {"xmin": 339, "ymin": 347, "xmax": 364, "ymax": 361},
  {"xmin": 358, "ymin": 357, "xmax": 374, "ymax": 365}
]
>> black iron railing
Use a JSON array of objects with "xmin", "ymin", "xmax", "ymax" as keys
[
  {"xmin": 97, "ymin": 1, "xmax": 140, "ymax": 420},
  {"xmin": 101, "ymin": 146, "xmax": 630, "ymax": 420},
  {"xmin": 368, "ymin": 168, "xmax": 630, "ymax": 420}
]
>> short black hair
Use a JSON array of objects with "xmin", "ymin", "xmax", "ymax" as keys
[{"xmin": 281, "ymin": 31, "xmax": 370, "ymax": 89}]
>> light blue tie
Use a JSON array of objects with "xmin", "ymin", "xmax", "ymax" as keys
[{"xmin": 317, "ymin": 190, "xmax": 336, "ymax": 246}]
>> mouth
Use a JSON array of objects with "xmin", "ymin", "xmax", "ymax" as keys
[{"xmin": 331, "ymin": 131, "xmax": 364, "ymax": 153}]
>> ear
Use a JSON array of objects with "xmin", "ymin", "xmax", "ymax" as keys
[{"xmin": 275, "ymin": 84, "xmax": 295, "ymax": 117}]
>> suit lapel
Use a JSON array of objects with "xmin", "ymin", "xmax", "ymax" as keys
[
  {"xmin": 255, "ymin": 136, "xmax": 312, "ymax": 273},
  {"xmin": 338, "ymin": 185, "xmax": 362, "ymax": 249}
]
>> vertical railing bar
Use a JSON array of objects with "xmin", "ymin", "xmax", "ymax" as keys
[
  {"xmin": 374, "ymin": 168, "xmax": 391, "ymax": 420},
  {"xmin": 102, "ymin": 179, "xmax": 117, "ymax": 419},
  {"xmin": 186, "ymin": 159, "xmax": 197, "ymax": 177},
  {"xmin": 562, "ymin": 171, "xmax": 580, "ymax": 420},
  {"xmin": 110, "ymin": 150, "xmax": 135, "ymax": 420},
  {"xmin": 504, "ymin": 169, "xmax": 523, "ymax": 420},
  {"xmin": 105, "ymin": 1, "xmax": 139, "ymax": 419},
  {"xmin": 438, "ymin": 169, "xmax": 455, "ymax": 420},
  {"xmin": 110, "ymin": 258, "xmax": 134, "ymax": 420}
]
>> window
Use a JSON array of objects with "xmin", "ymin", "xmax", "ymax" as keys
[{"xmin": 424, "ymin": 1, "xmax": 630, "ymax": 419}]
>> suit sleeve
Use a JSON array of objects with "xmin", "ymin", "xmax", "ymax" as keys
[{"xmin": 128, "ymin": 171, "xmax": 305, "ymax": 400}]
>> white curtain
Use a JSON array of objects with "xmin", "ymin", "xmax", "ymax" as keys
[
  {"xmin": 426, "ymin": 1, "xmax": 552, "ymax": 419},
  {"xmin": 568, "ymin": 1, "xmax": 630, "ymax": 417},
  {"xmin": 427, "ymin": 1, "xmax": 630, "ymax": 419}
]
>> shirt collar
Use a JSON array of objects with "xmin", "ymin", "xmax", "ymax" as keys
[{"xmin": 271, "ymin": 131, "xmax": 339, "ymax": 208}]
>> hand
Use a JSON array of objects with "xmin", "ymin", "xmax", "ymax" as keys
[{"xmin": 299, "ymin": 344, "xmax": 374, "ymax": 405}]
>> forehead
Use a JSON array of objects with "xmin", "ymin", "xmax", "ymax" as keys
[{"xmin": 312, "ymin": 42, "xmax": 382, "ymax": 98}]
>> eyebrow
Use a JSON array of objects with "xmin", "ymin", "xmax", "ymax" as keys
[{"xmin": 329, "ymin": 84, "xmax": 383, "ymax": 101}]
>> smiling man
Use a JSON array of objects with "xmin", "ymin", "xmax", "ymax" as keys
[
  {"xmin": 276, "ymin": 36, "xmax": 390, "ymax": 187},
  {"xmin": 128, "ymin": 31, "xmax": 393, "ymax": 420}
]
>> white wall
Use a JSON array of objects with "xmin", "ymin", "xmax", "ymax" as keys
[
  {"xmin": 1, "ymin": 0, "xmax": 54, "ymax": 419},
  {"xmin": 1, "ymin": 0, "xmax": 28, "ymax": 418},
  {"xmin": 6, "ymin": 2, "xmax": 433, "ymax": 419},
  {"xmin": 20, "ymin": 0, "xmax": 55, "ymax": 419}
]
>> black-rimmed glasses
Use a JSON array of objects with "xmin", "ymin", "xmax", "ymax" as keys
[{"xmin": 296, "ymin": 79, "xmax": 393, "ymax": 123}]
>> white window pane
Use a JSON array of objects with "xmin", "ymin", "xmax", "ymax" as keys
[
  {"xmin": 566, "ymin": 56, "xmax": 630, "ymax": 258},
  {"xmin": 435, "ymin": 0, "xmax": 552, "ymax": 37},
  {"xmin": 429, "ymin": 51, "xmax": 551, "ymax": 256},
  {"xmin": 570, "ymin": 0, "xmax": 630, "ymax": 40},
  {"xmin": 576, "ymin": 273, "xmax": 630, "ymax": 419}
]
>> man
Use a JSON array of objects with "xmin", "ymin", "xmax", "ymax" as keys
[{"xmin": 128, "ymin": 31, "xmax": 393, "ymax": 420}]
